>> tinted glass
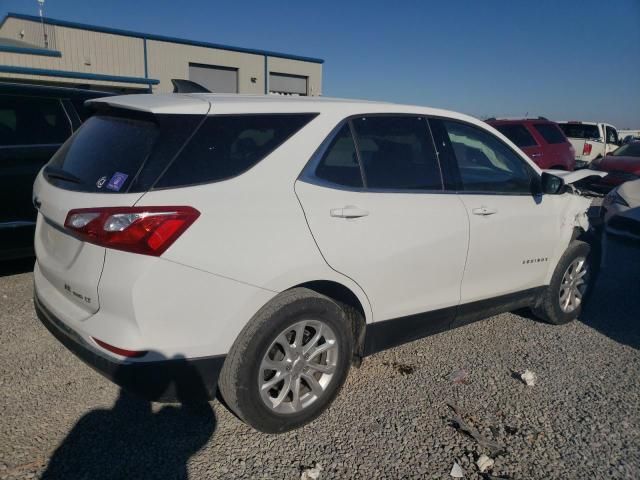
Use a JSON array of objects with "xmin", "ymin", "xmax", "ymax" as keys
[
  {"xmin": 71, "ymin": 98, "xmax": 95, "ymax": 121},
  {"xmin": 155, "ymin": 114, "xmax": 316, "ymax": 188},
  {"xmin": 351, "ymin": 116, "xmax": 442, "ymax": 190},
  {"xmin": 0, "ymin": 95, "xmax": 70, "ymax": 146},
  {"xmin": 315, "ymin": 124, "xmax": 362, "ymax": 188},
  {"xmin": 534, "ymin": 123, "xmax": 567, "ymax": 144},
  {"xmin": 47, "ymin": 114, "xmax": 160, "ymax": 192},
  {"xmin": 494, "ymin": 124, "xmax": 537, "ymax": 148},
  {"xmin": 558, "ymin": 123, "xmax": 600, "ymax": 139},
  {"xmin": 612, "ymin": 142, "xmax": 640, "ymax": 157},
  {"xmin": 605, "ymin": 126, "xmax": 619, "ymax": 144},
  {"xmin": 444, "ymin": 121, "xmax": 533, "ymax": 194}
]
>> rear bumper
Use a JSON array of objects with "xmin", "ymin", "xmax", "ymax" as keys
[{"xmin": 34, "ymin": 292, "xmax": 225, "ymax": 402}]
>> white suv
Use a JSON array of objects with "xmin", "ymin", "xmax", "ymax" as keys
[
  {"xmin": 33, "ymin": 94, "xmax": 598, "ymax": 432},
  {"xmin": 557, "ymin": 121, "xmax": 620, "ymax": 168}
]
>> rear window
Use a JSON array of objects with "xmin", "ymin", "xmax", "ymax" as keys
[
  {"xmin": 533, "ymin": 123, "xmax": 567, "ymax": 144},
  {"xmin": 154, "ymin": 114, "xmax": 316, "ymax": 189},
  {"xmin": 47, "ymin": 114, "xmax": 161, "ymax": 192},
  {"xmin": 558, "ymin": 123, "xmax": 600, "ymax": 140},
  {"xmin": 46, "ymin": 112, "xmax": 315, "ymax": 192},
  {"xmin": 494, "ymin": 124, "xmax": 537, "ymax": 148}
]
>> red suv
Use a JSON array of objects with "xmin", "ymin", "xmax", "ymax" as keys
[{"xmin": 486, "ymin": 118, "xmax": 576, "ymax": 171}]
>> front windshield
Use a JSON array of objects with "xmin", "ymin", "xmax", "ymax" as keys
[{"xmin": 612, "ymin": 142, "xmax": 640, "ymax": 157}]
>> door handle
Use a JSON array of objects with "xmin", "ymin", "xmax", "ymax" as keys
[
  {"xmin": 472, "ymin": 206, "xmax": 497, "ymax": 216},
  {"xmin": 330, "ymin": 206, "xmax": 369, "ymax": 219},
  {"xmin": 530, "ymin": 153, "xmax": 543, "ymax": 158}
]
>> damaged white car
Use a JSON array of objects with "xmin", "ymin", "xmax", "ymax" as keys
[
  {"xmin": 33, "ymin": 95, "xmax": 602, "ymax": 432},
  {"xmin": 603, "ymin": 178, "xmax": 640, "ymax": 240}
]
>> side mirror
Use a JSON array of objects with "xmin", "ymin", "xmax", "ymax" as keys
[{"xmin": 540, "ymin": 172, "xmax": 565, "ymax": 195}]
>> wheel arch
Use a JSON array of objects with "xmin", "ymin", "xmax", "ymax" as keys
[
  {"xmin": 286, "ymin": 280, "xmax": 370, "ymax": 363},
  {"xmin": 571, "ymin": 225, "xmax": 587, "ymax": 242}
]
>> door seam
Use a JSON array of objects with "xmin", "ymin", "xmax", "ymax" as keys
[
  {"xmin": 455, "ymin": 193, "xmax": 472, "ymax": 308},
  {"xmin": 293, "ymin": 181, "xmax": 374, "ymax": 320}
]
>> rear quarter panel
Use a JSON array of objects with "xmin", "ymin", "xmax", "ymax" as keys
[{"xmin": 135, "ymin": 112, "xmax": 373, "ymax": 323}]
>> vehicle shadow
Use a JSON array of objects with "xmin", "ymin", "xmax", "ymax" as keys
[
  {"xmin": 41, "ymin": 354, "xmax": 217, "ymax": 479},
  {"xmin": 580, "ymin": 235, "xmax": 640, "ymax": 350},
  {"xmin": 0, "ymin": 257, "xmax": 35, "ymax": 277}
]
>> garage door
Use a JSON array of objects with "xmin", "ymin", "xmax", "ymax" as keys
[
  {"xmin": 188, "ymin": 63, "xmax": 238, "ymax": 93},
  {"xmin": 269, "ymin": 73, "xmax": 308, "ymax": 95}
]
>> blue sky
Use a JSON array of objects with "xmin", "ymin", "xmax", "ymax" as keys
[{"xmin": 3, "ymin": 0, "xmax": 639, "ymax": 127}]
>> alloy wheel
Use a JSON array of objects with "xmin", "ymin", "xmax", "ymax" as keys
[
  {"xmin": 258, "ymin": 320, "xmax": 338, "ymax": 414},
  {"xmin": 559, "ymin": 256, "xmax": 589, "ymax": 313}
]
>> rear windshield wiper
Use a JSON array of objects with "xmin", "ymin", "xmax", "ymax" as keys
[{"xmin": 43, "ymin": 166, "xmax": 83, "ymax": 185}]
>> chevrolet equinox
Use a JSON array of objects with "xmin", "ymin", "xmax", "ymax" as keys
[{"xmin": 33, "ymin": 94, "xmax": 597, "ymax": 433}]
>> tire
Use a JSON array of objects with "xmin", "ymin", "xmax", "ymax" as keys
[
  {"xmin": 218, "ymin": 287, "xmax": 354, "ymax": 433},
  {"xmin": 533, "ymin": 240, "xmax": 594, "ymax": 325}
]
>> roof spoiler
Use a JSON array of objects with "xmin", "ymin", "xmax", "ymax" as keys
[{"xmin": 171, "ymin": 79, "xmax": 211, "ymax": 94}]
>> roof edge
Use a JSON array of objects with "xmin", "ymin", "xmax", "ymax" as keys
[
  {"xmin": 0, "ymin": 44, "xmax": 62, "ymax": 57},
  {"xmin": 5, "ymin": 12, "xmax": 325, "ymax": 64},
  {"xmin": 0, "ymin": 65, "xmax": 159, "ymax": 85}
]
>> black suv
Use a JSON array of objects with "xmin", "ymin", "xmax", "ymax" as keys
[{"xmin": 0, "ymin": 82, "xmax": 113, "ymax": 260}]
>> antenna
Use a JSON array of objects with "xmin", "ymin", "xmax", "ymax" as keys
[{"xmin": 37, "ymin": 0, "xmax": 48, "ymax": 48}]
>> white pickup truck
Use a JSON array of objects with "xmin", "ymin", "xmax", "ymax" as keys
[{"xmin": 557, "ymin": 121, "xmax": 620, "ymax": 168}]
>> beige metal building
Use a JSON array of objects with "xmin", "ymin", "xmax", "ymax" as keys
[{"xmin": 0, "ymin": 12, "xmax": 323, "ymax": 95}]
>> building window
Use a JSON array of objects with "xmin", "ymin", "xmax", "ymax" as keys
[{"xmin": 269, "ymin": 72, "xmax": 308, "ymax": 96}]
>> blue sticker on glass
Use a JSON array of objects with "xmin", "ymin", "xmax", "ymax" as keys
[{"xmin": 106, "ymin": 172, "xmax": 128, "ymax": 191}]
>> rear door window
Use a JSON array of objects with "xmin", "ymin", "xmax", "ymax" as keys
[
  {"xmin": 154, "ymin": 114, "xmax": 317, "ymax": 188},
  {"xmin": 0, "ymin": 95, "xmax": 71, "ymax": 146},
  {"xmin": 493, "ymin": 124, "xmax": 538, "ymax": 148},
  {"xmin": 350, "ymin": 115, "xmax": 442, "ymax": 190},
  {"xmin": 533, "ymin": 123, "xmax": 566, "ymax": 144}
]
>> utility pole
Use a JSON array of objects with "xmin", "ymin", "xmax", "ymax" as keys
[{"xmin": 37, "ymin": 0, "xmax": 48, "ymax": 48}]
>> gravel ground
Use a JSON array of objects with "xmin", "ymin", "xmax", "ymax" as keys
[{"xmin": 1, "ymin": 236, "xmax": 639, "ymax": 480}]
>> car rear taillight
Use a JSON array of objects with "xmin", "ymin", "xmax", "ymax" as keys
[
  {"xmin": 582, "ymin": 143, "xmax": 593, "ymax": 155},
  {"xmin": 64, "ymin": 206, "xmax": 200, "ymax": 256}
]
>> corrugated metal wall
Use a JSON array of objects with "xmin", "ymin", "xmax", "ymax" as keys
[
  {"xmin": 0, "ymin": 16, "xmax": 323, "ymax": 95},
  {"xmin": 145, "ymin": 39, "xmax": 265, "ymax": 94},
  {"xmin": 0, "ymin": 17, "xmax": 146, "ymax": 89}
]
